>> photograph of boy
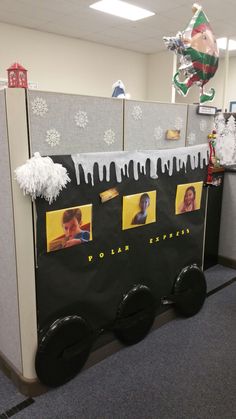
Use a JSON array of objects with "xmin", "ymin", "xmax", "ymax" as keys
[
  {"xmin": 122, "ymin": 190, "xmax": 156, "ymax": 230},
  {"xmin": 175, "ymin": 182, "xmax": 203, "ymax": 215},
  {"xmin": 62, "ymin": 208, "xmax": 90, "ymax": 247},
  {"xmin": 46, "ymin": 205, "xmax": 92, "ymax": 252},
  {"xmin": 131, "ymin": 193, "xmax": 150, "ymax": 225}
]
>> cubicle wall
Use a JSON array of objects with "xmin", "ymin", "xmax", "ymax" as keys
[
  {"xmin": 123, "ymin": 100, "xmax": 188, "ymax": 150},
  {"xmin": 27, "ymin": 93, "xmax": 214, "ymax": 155},
  {"xmin": 0, "ymin": 89, "xmax": 37, "ymax": 382},
  {"xmin": 27, "ymin": 91, "xmax": 124, "ymax": 155},
  {"xmin": 186, "ymin": 104, "xmax": 215, "ymax": 147},
  {"xmin": 0, "ymin": 90, "xmax": 22, "ymax": 372}
]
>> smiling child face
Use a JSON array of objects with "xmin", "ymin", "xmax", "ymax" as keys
[{"xmin": 184, "ymin": 189, "xmax": 195, "ymax": 206}]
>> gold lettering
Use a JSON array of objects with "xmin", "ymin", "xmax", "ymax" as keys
[
  {"xmin": 117, "ymin": 247, "xmax": 122, "ymax": 253},
  {"xmin": 149, "ymin": 238, "xmax": 153, "ymax": 244},
  {"xmin": 176, "ymin": 231, "xmax": 180, "ymax": 236},
  {"xmin": 99, "ymin": 252, "xmax": 105, "ymax": 258},
  {"xmin": 125, "ymin": 245, "xmax": 129, "ymax": 251},
  {"xmin": 169, "ymin": 233, "xmax": 173, "ymax": 238},
  {"xmin": 155, "ymin": 237, "xmax": 160, "ymax": 242},
  {"xmin": 163, "ymin": 234, "xmax": 167, "ymax": 240},
  {"xmin": 186, "ymin": 228, "xmax": 190, "ymax": 234},
  {"xmin": 111, "ymin": 249, "xmax": 115, "ymax": 255},
  {"xmin": 88, "ymin": 255, "xmax": 93, "ymax": 262},
  {"xmin": 181, "ymin": 230, "xmax": 185, "ymax": 235}
]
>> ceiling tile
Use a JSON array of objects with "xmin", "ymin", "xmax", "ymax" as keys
[{"xmin": 0, "ymin": 0, "xmax": 235, "ymax": 54}]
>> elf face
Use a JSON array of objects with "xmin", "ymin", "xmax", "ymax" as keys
[{"xmin": 190, "ymin": 28, "xmax": 218, "ymax": 56}]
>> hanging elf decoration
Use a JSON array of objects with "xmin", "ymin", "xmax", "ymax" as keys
[{"xmin": 163, "ymin": 3, "xmax": 219, "ymax": 103}]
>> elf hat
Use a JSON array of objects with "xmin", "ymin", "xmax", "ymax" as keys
[{"xmin": 191, "ymin": 6, "xmax": 210, "ymax": 37}]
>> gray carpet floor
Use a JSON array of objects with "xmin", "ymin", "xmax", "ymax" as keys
[
  {"xmin": 0, "ymin": 374, "xmax": 26, "ymax": 414},
  {"xmin": 1, "ymin": 264, "xmax": 236, "ymax": 419}
]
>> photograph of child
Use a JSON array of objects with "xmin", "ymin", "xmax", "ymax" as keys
[
  {"xmin": 131, "ymin": 193, "xmax": 150, "ymax": 225},
  {"xmin": 122, "ymin": 190, "xmax": 156, "ymax": 230},
  {"xmin": 62, "ymin": 208, "xmax": 90, "ymax": 247},
  {"xmin": 46, "ymin": 204, "xmax": 92, "ymax": 252},
  {"xmin": 175, "ymin": 182, "xmax": 203, "ymax": 215}
]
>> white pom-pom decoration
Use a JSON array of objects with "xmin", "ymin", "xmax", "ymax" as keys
[{"xmin": 14, "ymin": 152, "xmax": 71, "ymax": 204}]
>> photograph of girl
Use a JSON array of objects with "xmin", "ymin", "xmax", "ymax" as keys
[{"xmin": 175, "ymin": 182, "xmax": 203, "ymax": 215}]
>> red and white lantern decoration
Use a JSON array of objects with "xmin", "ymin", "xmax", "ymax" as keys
[{"xmin": 7, "ymin": 62, "xmax": 28, "ymax": 88}]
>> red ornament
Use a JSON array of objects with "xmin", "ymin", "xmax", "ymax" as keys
[{"xmin": 7, "ymin": 62, "xmax": 28, "ymax": 88}]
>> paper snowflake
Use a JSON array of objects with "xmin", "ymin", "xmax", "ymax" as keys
[
  {"xmin": 174, "ymin": 116, "xmax": 183, "ymax": 130},
  {"xmin": 187, "ymin": 132, "xmax": 196, "ymax": 145},
  {"xmin": 104, "ymin": 129, "xmax": 115, "ymax": 145},
  {"xmin": 45, "ymin": 129, "xmax": 61, "ymax": 147},
  {"xmin": 132, "ymin": 105, "xmax": 143, "ymax": 120},
  {"xmin": 154, "ymin": 126, "xmax": 163, "ymax": 141},
  {"xmin": 200, "ymin": 119, "xmax": 207, "ymax": 132},
  {"xmin": 31, "ymin": 97, "xmax": 48, "ymax": 117},
  {"xmin": 74, "ymin": 111, "xmax": 88, "ymax": 128}
]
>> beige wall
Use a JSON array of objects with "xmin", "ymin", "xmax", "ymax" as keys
[
  {"xmin": 226, "ymin": 55, "xmax": 236, "ymax": 110},
  {"xmin": 0, "ymin": 22, "xmax": 147, "ymax": 100},
  {"xmin": 147, "ymin": 51, "xmax": 173, "ymax": 102},
  {"xmin": 146, "ymin": 52, "xmax": 235, "ymax": 109},
  {"xmin": 1, "ymin": 21, "xmax": 235, "ymax": 109}
]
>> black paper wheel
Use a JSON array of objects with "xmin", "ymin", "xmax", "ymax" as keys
[
  {"xmin": 114, "ymin": 285, "xmax": 157, "ymax": 345},
  {"xmin": 173, "ymin": 265, "xmax": 207, "ymax": 317},
  {"xmin": 35, "ymin": 315, "xmax": 93, "ymax": 387}
]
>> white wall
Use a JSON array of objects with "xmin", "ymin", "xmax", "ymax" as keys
[
  {"xmin": 1, "ymin": 21, "xmax": 235, "ymax": 108},
  {"xmin": 147, "ymin": 51, "xmax": 173, "ymax": 102},
  {"xmin": 175, "ymin": 57, "xmax": 224, "ymax": 110},
  {"xmin": 146, "ymin": 52, "xmax": 230, "ymax": 109},
  {"xmin": 153, "ymin": 54, "xmax": 236, "ymax": 112},
  {"xmin": 226, "ymin": 55, "xmax": 236, "ymax": 111},
  {"xmin": 0, "ymin": 22, "xmax": 147, "ymax": 100}
]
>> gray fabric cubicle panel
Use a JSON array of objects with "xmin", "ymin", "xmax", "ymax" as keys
[
  {"xmin": 124, "ymin": 100, "xmax": 188, "ymax": 150},
  {"xmin": 186, "ymin": 104, "xmax": 214, "ymax": 146},
  {"xmin": 0, "ymin": 90, "xmax": 22, "ymax": 372},
  {"xmin": 27, "ymin": 90, "xmax": 123, "ymax": 155}
]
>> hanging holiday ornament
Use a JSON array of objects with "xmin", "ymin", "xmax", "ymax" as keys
[
  {"xmin": 163, "ymin": 3, "xmax": 219, "ymax": 103},
  {"xmin": 206, "ymin": 129, "xmax": 218, "ymax": 184},
  {"xmin": 7, "ymin": 62, "xmax": 28, "ymax": 88}
]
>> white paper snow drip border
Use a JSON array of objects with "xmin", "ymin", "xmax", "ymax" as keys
[{"xmin": 72, "ymin": 144, "xmax": 209, "ymax": 186}]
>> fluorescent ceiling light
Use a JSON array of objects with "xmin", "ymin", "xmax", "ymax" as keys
[
  {"xmin": 90, "ymin": 0, "xmax": 155, "ymax": 21},
  {"xmin": 217, "ymin": 37, "xmax": 236, "ymax": 51}
]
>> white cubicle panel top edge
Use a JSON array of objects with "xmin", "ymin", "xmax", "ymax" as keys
[
  {"xmin": 122, "ymin": 97, "xmax": 189, "ymax": 106},
  {"xmin": 27, "ymin": 88, "xmax": 125, "ymax": 102}
]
